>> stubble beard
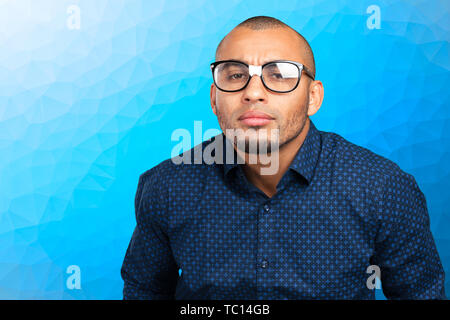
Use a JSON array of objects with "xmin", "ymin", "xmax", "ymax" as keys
[{"xmin": 216, "ymin": 105, "xmax": 308, "ymax": 156}]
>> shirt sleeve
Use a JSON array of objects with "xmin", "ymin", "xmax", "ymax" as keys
[
  {"xmin": 121, "ymin": 169, "xmax": 178, "ymax": 299},
  {"xmin": 372, "ymin": 171, "xmax": 446, "ymax": 299}
]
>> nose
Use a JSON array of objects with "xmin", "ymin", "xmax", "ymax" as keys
[{"xmin": 241, "ymin": 75, "xmax": 268, "ymax": 104}]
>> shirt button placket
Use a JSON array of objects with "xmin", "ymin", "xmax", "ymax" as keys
[{"xmin": 256, "ymin": 202, "xmax": 271, "ymax": 299}]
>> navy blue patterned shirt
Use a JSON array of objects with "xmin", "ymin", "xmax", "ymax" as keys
[{"xmin": 121, "ymin": 119, "xmax": 445, "ymax": 299}]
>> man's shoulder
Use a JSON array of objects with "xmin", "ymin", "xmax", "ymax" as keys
[
  {"xmin": 138, "ymin": 134, "xmax": 220, "ymax": 187},
  {"xmin": 320, "ymin": 129, "xmax": 413, "ymax": 182}
]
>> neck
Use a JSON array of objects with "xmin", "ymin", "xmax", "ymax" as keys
[{"xmin": 237, "ymin": 118, "xmax": 310, "ymax": 198}]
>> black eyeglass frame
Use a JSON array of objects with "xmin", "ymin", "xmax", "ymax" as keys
[{"xmin": 210, "ymin": 59, "xmax": 315, "ymax": 93}]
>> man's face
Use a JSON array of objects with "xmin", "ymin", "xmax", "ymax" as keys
[{"xmin": 210, "ymin": 27, "xmax": 311, "ymax": 153}]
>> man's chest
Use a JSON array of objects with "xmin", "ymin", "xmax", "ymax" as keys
[{"xmin": 167, "ymin": 183, "xmax": 379, "ymax": 299}]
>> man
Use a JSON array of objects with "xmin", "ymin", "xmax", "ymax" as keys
[{"xmin": 121, "ymin": 16, "xmax": 446, "ymax": 299}]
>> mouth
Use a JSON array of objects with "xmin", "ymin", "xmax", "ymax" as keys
[{"xmin": 238, "ymin": 110, "xmax": 275, "ymax": 127}]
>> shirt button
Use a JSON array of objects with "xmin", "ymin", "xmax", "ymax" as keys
[
  {"xmin": 261, "ymin": 260, "xmax": 268, "ymax": 268},
  {"xmin": 263, "ymin": 204, "xmax": 270, "ymax": 213}
]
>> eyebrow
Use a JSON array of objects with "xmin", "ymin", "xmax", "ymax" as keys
[
  {"xmin": 222, "ymin": 58, "xmax": 303, "ymax": 66},
  {"xmin": 228, "ymin": 59, "xmax": 276, "ymax": 65},
  {"xmin": 219, "ymin": 61, "xmax": 246, "ymax": 71}
]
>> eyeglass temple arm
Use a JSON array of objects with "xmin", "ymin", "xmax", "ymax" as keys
[{"xmin": 302, "ymin": 65, "xmax": 315, "ymax": 80}]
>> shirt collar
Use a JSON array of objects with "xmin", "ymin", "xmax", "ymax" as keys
[
  {"xmin": 288, "ymin": 119, "xmax": 321, "ymax": 184},
  {"xmin": 222, "ymin": 119, "xmax": 321, "ymax": 185},
  {"xmin": 222, "ymin": 134, "xmax": 241, "ymax": 177}
]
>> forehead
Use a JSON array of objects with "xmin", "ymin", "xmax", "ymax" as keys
[{"xmin": 217, "ymin": 27, "xmax": 305, "ymax": 65}]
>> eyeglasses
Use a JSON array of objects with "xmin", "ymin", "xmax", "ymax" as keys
[{"xmin": 210, "ymin": 59, "xmax": 314, "ymax": 93}]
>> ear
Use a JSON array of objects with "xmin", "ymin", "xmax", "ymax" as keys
[
  {"xmin": 307, "ymin": 80, "xmax": 324, "ymax": 116},
  {"xmin": 210, "ymin": 83, "xmax": 217, "ymax": 115}
]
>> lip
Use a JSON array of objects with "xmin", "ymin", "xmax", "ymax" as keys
[{"xmin": 238, "ymin": 110, "xmax": 274, "ymax": 126}]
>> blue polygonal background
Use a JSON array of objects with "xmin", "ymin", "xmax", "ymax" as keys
[{"xmin": 0, "ymin": 0, "xmax": 448, "ymax": 299}]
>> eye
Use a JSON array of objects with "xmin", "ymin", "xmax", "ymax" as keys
[
  {"xmin": 269, "ymin": 73, "xmax": 283, "ymax": 79},
  {"xmin": 229, "ymin": 73, "xmax": 245, "ymax": 80}
]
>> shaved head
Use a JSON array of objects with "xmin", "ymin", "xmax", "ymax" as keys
[{"xmin": 215, "ymin": 16, "xmax": 316, "ymax": 78}]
